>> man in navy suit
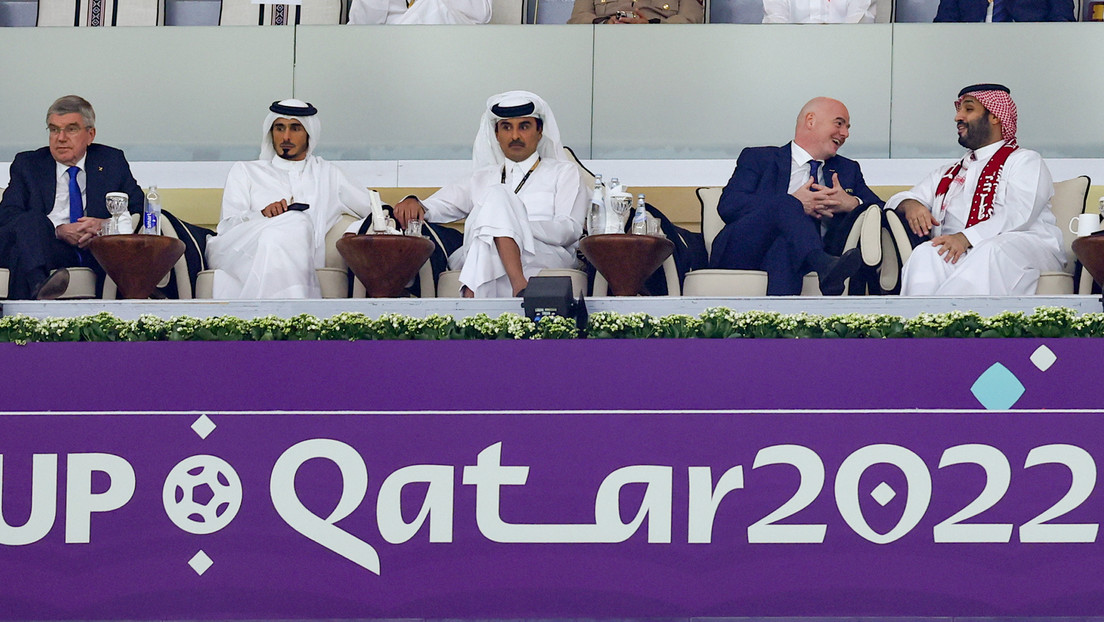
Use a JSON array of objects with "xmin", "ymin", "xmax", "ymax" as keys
[
  {"xmin": 934, "ymin": 0, "xmax": 1073, "ymax": 21},
  {"xmin": 710, "ymin": 97, "xmax": 883, "ymax": 295},
  {"xmin": 0, "ymin": 95, "xmax": 143, "ymax": 299}
]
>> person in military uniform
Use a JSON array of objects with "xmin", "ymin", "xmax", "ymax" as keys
[{"xmin": 567, "ymin": 0, "xmax": 703, "ymax": 23}]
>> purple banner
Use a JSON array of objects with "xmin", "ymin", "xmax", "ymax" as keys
[{"xmin": 0, "ymin": 339, "xmax": 1102, "ymax": 619}]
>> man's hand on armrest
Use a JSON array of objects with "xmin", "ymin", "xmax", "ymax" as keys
[{"xmin": 897, "ymin": 198, "xmax": 939, "ymax": 237}]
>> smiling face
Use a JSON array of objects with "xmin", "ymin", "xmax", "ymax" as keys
[
  {"xmin": 270, "ymin": 117, "xmax": 309, "ymax": 161},
  {"xmin": 794, "ymin": 98, "xmax": 850, "ymax": 162},
  {"xmin": 494, "ymin": 117, "xmax": 542, "ymax": 163},
  {"xmin": 47, "ymin": 112, "xmax": 95, "ymax": 167},
  {"xmin": 955, "ymin": 96, "xmax": 1002, "ymax": 150}
]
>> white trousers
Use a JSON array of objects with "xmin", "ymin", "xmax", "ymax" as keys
[
  {"xmin": 447, "ymin": 186, "xmax": 578, "ymax": 298},
  {"xmin": 209, "ymin": 211, "xmax": 321, "ymax": 299},
  {"xmin": 901, "ymin": 231, "xmax": 1064, "ymax": 296}
]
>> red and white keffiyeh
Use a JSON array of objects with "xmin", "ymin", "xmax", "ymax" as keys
[{"xmin": 955, "ymin": 88, "xmax": 1017, "ymax": 142}]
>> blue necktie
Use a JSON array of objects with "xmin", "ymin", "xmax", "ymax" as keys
[
  {"xmin": 67, "ymin": 166, "xmax": 83, "ymax": 223},
  {"xmin": 992, "ymin": 0, "xmax": 1008, "ymax": 21},
  {"xmin": 808, "ymin": 160, "xmax": 822, "ymax": 186}
]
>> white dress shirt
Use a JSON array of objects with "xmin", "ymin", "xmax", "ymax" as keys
[
  {"xmin": 50, "ymin": 156, "xmax": 86, "ymax": 229},
  {"xmin": 787, "ymin": 143, "xmax": 823, "ymax": 192}
]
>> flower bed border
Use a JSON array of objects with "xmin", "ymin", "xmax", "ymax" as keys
[{"xmin": 0, "ymin": 307, "xmax": 1101, "ymax": 343}]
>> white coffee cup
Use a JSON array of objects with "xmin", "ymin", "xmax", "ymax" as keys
[{"xmin": 1069, "ymin": 213, "xmax": 1103, "ymax": 237}]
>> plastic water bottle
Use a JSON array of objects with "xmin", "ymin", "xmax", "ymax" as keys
[
  {"xmin": 588, "ymin": 174, "xmax": 604, "ymax": 235},
  {"xmin": 142, "ymin": 186, "xmax": 161, "ymax": 235},
  {"xmin": 631, "ymin": 194, "xmax": 649, "ymax": 235}
]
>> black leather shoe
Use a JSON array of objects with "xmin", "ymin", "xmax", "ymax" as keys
[
  {"xmin": 818, "ymin": 248, "xmax": 862, "ymax": 296},
  {"xmin": 32, "ymin": 268, "xmax": 70, "ymax": 300}
]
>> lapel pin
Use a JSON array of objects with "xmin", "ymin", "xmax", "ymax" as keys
[{"xmin": 97, "ymin": 167, "xmax": 103, "ymax": 172}]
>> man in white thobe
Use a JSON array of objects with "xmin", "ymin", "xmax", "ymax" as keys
[
  {"xmin": 391, "ymin": 91, "xmax": 588, "ymax": 298},
  {"xmin": 348, "ymin": 0, "xmax": 491, "ymax": 23},
  {"xmin": 206, "ymin": 99, "xmax": 373, "ymax": 299},
  {"xmin": 762, "ymin": 0, "xmax": 875, "ymax": 22},
  {"xmin": 885, "ymin": 83, "xmax": 1063, "ymax": 295}
]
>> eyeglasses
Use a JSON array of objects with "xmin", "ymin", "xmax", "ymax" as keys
[{"xmin": 47, "ymin": 124, "xmax": 89, "ymax": 137}]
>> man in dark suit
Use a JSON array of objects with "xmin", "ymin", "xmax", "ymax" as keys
[
  {"xmin": 934, "ymin": 0, "xmax": 1073, "ymax": 21},
  {"xmin": 0, "ymin": 95, "xmax": 143, "ymax": 299},
  {"xmin": 710, "ymin": 97, "xmax": 883, "ymax": 295}
]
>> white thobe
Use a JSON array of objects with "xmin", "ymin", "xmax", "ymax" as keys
[
  {"xmin": 348, "ymin": 0, "xmax": 491, "ymax": 23},
  {"xmin": 762, "ymin": 0, "xmax": 875, "ymax": 22},
  {"xmin": 422, "ymin": 154, "xmax": 587, "ymax": 298},
  {"xmin": 206, "ymin": 156, "xmax": 371, "ymax": 299},
  {"xmin": 885, "ymin": 141, "xmax": 1064, "ymax": 296}
]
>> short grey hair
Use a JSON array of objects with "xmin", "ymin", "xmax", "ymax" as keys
[{"xmin": 46, "ymin": 95, "xmax": 95, "ymax": 129}]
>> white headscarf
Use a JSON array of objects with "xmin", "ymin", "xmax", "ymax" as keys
[
  {"xmin": 472, "ymin": 90, "xmax": 567, "ymax": 169},
  {"xmin": 259, "ymin": 99, "xmax": 321, "ymax": 161}
]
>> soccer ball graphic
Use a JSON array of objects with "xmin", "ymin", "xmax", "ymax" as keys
[{"xmin": 163, "ymin": 455, "xmax": 242, "ymax": 535}]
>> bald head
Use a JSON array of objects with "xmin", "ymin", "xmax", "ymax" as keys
[{"xmin": 794, "ymin": 97, "xmax": 851, "ymax": 161}]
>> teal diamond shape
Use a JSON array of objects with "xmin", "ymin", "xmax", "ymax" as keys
[{"xmin": 970, "ymin": 363, "xmax": 1025, "ymax": 410}]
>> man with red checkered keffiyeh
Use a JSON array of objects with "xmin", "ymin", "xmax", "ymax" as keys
[{"xmin": 884, "ymin": 83, "xmax": 1064, "ymax": 295}]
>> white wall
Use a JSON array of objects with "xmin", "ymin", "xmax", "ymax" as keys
[
  {"xmin": 0, "ymin": 26, "xmax": 294, "ymax": 161},
  {"xmin": 890, "ymin": 23, "xmax": 1104, "ymax": 158},
  {"xmin": 1, "ymin": 23, "xmax": 1102, "ymax": 162}
]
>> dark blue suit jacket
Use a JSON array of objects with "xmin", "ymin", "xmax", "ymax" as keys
[
  {"xmin": 0, "ymin": 143, "xmax": 143, "ymax": 229},
  {"xmin": 934, "ymin": 0, "xmax": 1073, "ymax": 21},
  {"xmin": 710, "ymin": 143, "xmax": 883, "ymax": 294}
]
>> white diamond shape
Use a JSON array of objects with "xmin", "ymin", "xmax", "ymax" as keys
[
  {"xmin": 871, "ymin": 482, "xmax": 896, "ymax": 506},
  {"xmin": 191, "ymin": 415, "xmax": 216, "ymax": 440},
  {"xmin": 188, "ymin": 550, "xmax": 213, "ymax": 576},
  {"xmin": 1030, "ymin": 345, "xmax": 1057, "ymax": 372}
]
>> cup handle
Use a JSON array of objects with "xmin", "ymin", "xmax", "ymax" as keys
[{"xmin": 1070, "ymin": 217, "xmax": 1080, "ymax": 235}]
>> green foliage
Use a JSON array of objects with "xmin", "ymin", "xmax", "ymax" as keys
[
  {"xmin": 1022, "ymin": 306, "xmax": 1078, "ymax": 338},
  {"xmin": 0, "ymin": 306, "xmax": 1102, "ymax": 342},
  {"xmin": 535, "ymin": 314, "xmax": 581, "ymax": 340},
  {"xmin": 1072, "ymin": 312, "xmax": 1104, "ymax": 337},
  {"xmin": 905, "ymin": 311, "xmax": 985, "ymax": 338},
  {"xmin": 319, "ymin": 312, "xmax": 380, "ymax": 341},
  {"xmin": 653, "ymin": 314, "xmax": 702, "ymax": 339},
  {"xmin": 586, "ymin": 311, "xmax": 657, "ymax": 339},
  {"xmin": 823, "ymin": 313, "xmax": 906, "ymax": 339},
  {"xmin": 453, "ymin": 313, "xmax": 538, "ymax": 340},
  {"xmin": 698, "ymin": 307, "xmax": 739, "ymax": 339},
  {"xmin": 979, "ymin": 311, "xmax": 1027, "ymax": 338}
]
